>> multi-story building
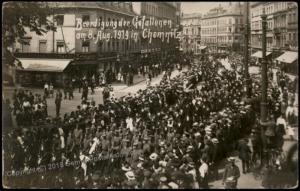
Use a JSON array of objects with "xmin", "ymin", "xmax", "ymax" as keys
[
  {"xmin": 181, "ymin": 13, "xmax": 202, "ymax": 54},
  {"xmin": 201, "ymin": 3, "xmax": 244, "ymax": 54},
  {"xmin": 134, "ymin": 2, "xmax": 181, "ymax": 56},
  {"xmin": 12, "ymin": 2, "xmax": 139, "ymax": 86},
  {"xmin": 250, "ymin": 2, "xmax": 298, "ymax": 58}
]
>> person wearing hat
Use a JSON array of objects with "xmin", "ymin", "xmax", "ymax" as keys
[
  {"xmin": 124, "ymin": 171, "xmax": 138, "ymax": 188},
  {"xmin": 222, "ymin": 157, "xmax": 240, "ymax": 189},
  {"xmin": 158, "ymin": 176, "xmax": 169, "ymax": 189}
]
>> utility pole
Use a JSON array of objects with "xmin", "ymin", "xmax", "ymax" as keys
[
  {"xmin": 260, "ymin": 6, "xmax": 268, "ymax": 166},
  {"xmin": 244, "ymin": 2, "xmax": 251, "ymax": 98},
  {"xmin": 260, "ymin": 7, "xmax": 268, "ymax": 124}
]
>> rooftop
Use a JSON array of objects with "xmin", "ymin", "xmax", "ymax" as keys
[
  {"xmin": 182, "ymin": 13, "xmax": 202, "ymax": 19},
  {"xmin": 47, "ymin": 2, "xmax": 136, "ymax": 17}
]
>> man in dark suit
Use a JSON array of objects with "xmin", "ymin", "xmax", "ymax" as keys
[
  {"xmin": 55, "ymin": 89, "xmax": 63, "ymax": 117},
  {"xmin": 237, "ymin": 138, "xmax": 252, "ymax": 173}
]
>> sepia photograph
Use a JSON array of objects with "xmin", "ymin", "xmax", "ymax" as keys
[{"xmin": 2, "ymin": 1, "xmax": 298, "ymax": 189}]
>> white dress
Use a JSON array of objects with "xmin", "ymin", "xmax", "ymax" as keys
[{"xmin": 126, "ymin": 117, "xmax": 134, "ymax": 132}]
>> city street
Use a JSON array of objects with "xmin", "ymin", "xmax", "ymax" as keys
[
  {"xmin": 2, "ymin": 1, "xmax": 298, "ymax": 189},
  {"xmin": 3, "ymin": 68, "xmax": 185, "ymax": 118}
]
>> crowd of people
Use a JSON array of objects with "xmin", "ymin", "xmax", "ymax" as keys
[
  {"xmin": 2, "ymin": 52, "xmax": 297, "ymax": 189},
  {"xmin": 8, "ymin": 89, "xmax": 48, "ymax": 127}
]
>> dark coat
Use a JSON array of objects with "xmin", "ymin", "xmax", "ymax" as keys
[{"xmin": 237, "ymin": 140, "xmax": 251, "ymax": 160}]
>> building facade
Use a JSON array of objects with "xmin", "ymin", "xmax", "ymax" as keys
[
  {"xmin": 181, "ymin": 13, "xmax": 202, "ymax": 54},
  {"xmin": 201, "ymin": 3, "xmax": 244, "ymax": 54},
  {"xmin": 136, "ymin": 2, "xmax": 181, "ymax": 56},
  {"xmin": 250, "ymin": 2, "xmax": 298, "ymax": 57},
  {"xmin": 13, "ymin": 2, "xmax": 141, "ymax": 86}
]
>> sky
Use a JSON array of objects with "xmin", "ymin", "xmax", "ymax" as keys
[{"xmin": 181, "ymin": 2, "xmax": 229, "ymax": 15}]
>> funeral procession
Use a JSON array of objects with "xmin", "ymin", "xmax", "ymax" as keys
[{"xmin": 2, "ymin": 1, "xmax": 298, "ymax": 189}]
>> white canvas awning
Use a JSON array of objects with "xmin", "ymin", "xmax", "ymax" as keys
[
  {"xmin": 17, "ymin": 58, "xmax": 72, "ymax": 72},
  {"xmin": 276, "ymin": 51, "xmax": 298, "ymax": 64},
  {"xmin": 199, "ymin": 46, "xmax": 207, "ymax": 50},
  {"xmin": 251, "ymin": 51, "xmax": 272, "ymax": 58}
]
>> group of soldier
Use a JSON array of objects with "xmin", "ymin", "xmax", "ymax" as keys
[{"xmin": 3, "ymin": 51, "xmax": 297, "ymax": 189}]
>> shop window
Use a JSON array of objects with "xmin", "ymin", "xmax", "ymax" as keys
[
  {"xmin": 82, "ymin": 41, "xmax": 90, "ymax": 52},
  {"xmin": 57, "ymin": 41, "xmax": 65, "ymax": 53}
]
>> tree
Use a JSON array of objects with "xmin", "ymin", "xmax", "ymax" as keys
[{"xmin": 2, "ymin": 2, "xmax": 56, "ymax": 66}]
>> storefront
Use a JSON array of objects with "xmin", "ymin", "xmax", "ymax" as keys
[
  {"xmin": 16, "ymin": 58, "xmax": 73, "ymax": 87},
  {"xmin": 276, "ymin": 51, "xmax": 298, "ymax": 75}
]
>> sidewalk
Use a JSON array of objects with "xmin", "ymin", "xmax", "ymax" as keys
[
  {"xmin": 108, "ymin": 68, "xmax": 187, "ymax": 98},
  {"xmin": 3, "ymin": 69, "xmax": 186, "ymax": 118},
  {"xmin": 209, "ymin": 134, "xmax": 298, "ymax": 189}
]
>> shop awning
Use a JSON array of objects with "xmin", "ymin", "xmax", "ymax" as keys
[
  {"xmin": 199, "ymin": 46, "xmax": 207, "ymax": 50},
  {"xmin": 251, "ymin": 51, "xmax": 272, "ymax": 58},
  {"xmin": 17, "ymin": 58, "xmax": 72, "ymax": 72},
  {"xmin": 276, "ymin": 51, "xmax": 298, "ymax": 64}
]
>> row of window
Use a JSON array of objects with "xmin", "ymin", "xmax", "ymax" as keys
[
  {"xmin": 251, "ymin": 12, "xmax": 297, "ymax": 30},
  {"xmin": 251, "ymin": 33, "xmax": 297, "ymax": 47},
  {"xmin": 201, "ymin": 17, "xmax": 243, "ymax": 26},
  {"xmin": 251, "ymin": 2, "xmax": 288, "ymax": 18},
  {"xmin": 19, "ymin": 39, "xmax": 141, "ymax": 53},
  {"xmin": 202, "ymin": 36, "xmax": 238, "ymax": 43},
  {"xmin": 274, "ymin": 15, "xmax": 287, "ymax": 28},
  {"xmin": 251, "ymin": 20, "xmax": 273, "ymax": 30},
  {"xmin": 184, "ymin": 27, "xmax": 201, "ymax": 35},
  {"xmin": 288, "ymin": 12, "xmax": 297, "ymax": 23},
  {"xmin": 144, "ymin": 3, "xmax": 175, "ymax": 19},
  {"xmin": 201, "ymin": 27, "xmax": 237, "ymax": 34}
]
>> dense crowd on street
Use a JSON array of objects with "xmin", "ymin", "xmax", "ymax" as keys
[{"xmin": 2, "ymin": 52, "xmax": 298, "ymax": 188}]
